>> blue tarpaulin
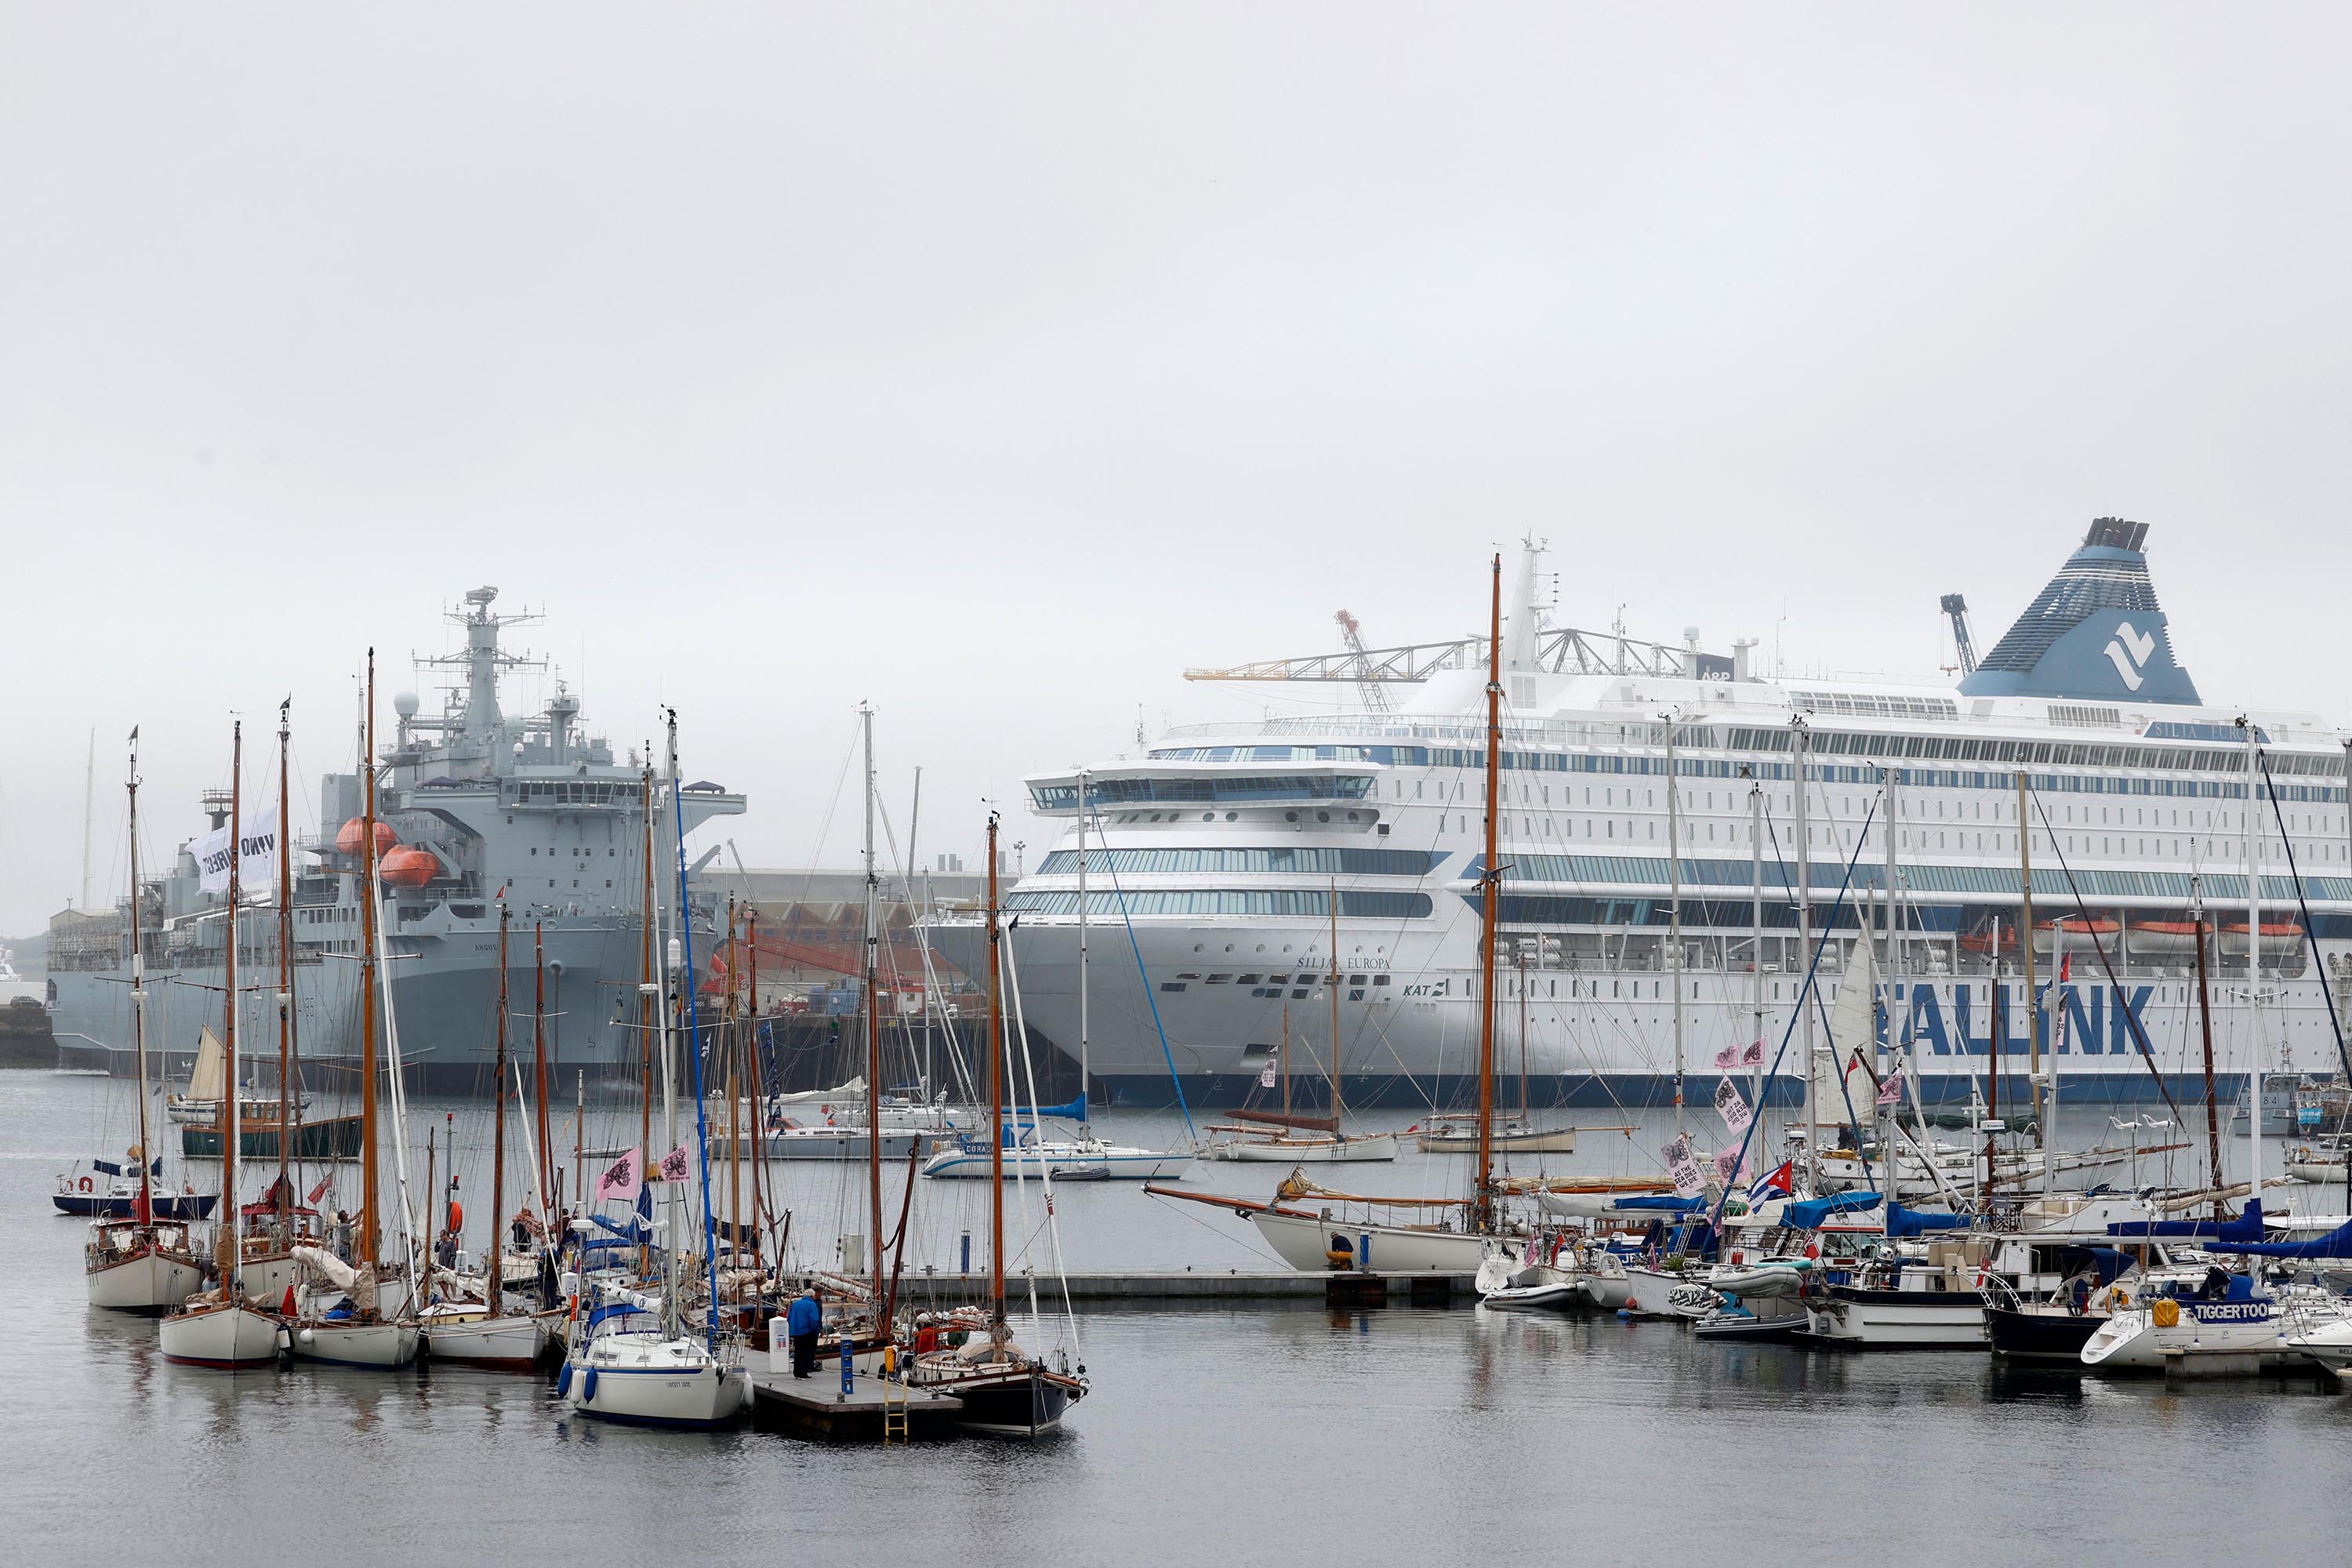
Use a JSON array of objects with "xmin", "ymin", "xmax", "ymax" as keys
[
  {"xmin": 1613, "ymin": 1195, "xmax": 1707, "ymax": 1213},
  {"xmin": 2107, "ymin": 1198, "xmax": 2265, "ymax": 1242},
  {"xmin": 2205, "ymin": 1216, "xmax": 2352, "ymax": 1260},
  {"xmin": 1886, "ymin": 1203, "xmax": 1964, "ymax": 1238},
  {"xmin": 1779, "ymin": 1191, "xmax": 1883, "ymax": 1229}
]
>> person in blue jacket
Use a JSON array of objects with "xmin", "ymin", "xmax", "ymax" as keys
[{"xmin": 786, "ymin": 1286, "xmax": 822, "ymax": 1378}]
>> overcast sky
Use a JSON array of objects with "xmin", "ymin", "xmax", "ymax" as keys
[{"xmin": 5, "ymin": 4, "xmax": 2350, "ymax": 938}]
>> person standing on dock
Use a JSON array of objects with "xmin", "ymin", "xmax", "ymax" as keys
[{"xmin": 786, "ymin": 1286, "xmax": 822, "ymax": 1378}]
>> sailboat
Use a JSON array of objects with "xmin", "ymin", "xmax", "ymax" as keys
[
  {"xmin": 910, "ymin": 811, "xmax": 1090, "ymax": 1435},
  {"xmin": 923, "ymin": 762, "xmax": 1196, "ymax": 1181},
  {"xmin": 559, "ymin": 711, "xmax": 745, "ymax": 1427},
  {"xmin": 419, "ymin": 904, "xmax": 553, "ymax": 1371},
  {"xmin": 158, "ymin": 721, "xmax": 285, "ymax": 1370},
  {"xmin": 285, "ymin": 657, "xmax": 420, "ymax": 1370},
  {"xmin": 1159, "ymin": 557, "xmax": 1518, "ymax": 1275},
  {"xmin": 86, "ymin": 728, "xmax": 205, "ymax": 1314}
]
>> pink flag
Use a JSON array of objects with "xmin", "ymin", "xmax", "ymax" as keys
[
  {"xmin": 1741, "ymin": 1039, "xmax": 1766, "ymax": 1068},
  {"xmin": 594, "ymin": 1147, "xmax": 642, "ymax": 1203},
  {"xmin": 1714, "ymin": 1143, "xmax": 1748, "ymax": 1189},
  {"xmin": 1713, "ymin": 1043, "xmax": 1740, "ymax": 1072},
  {"xmin": 652, "ymin": 1143, "xmax": 695, "ymax": 1184},
  {"xmin": 1876, "ymin": 1071, "xmax": 1904, "ymax": 1107}
]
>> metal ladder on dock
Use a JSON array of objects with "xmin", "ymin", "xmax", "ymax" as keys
[{"xmin": 880, "ymin": 1359, "xmax": 909, "ymax": 1446}]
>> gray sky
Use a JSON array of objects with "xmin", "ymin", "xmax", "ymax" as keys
[{"xmin": 5, "ymin": 4, "xmax": 2351, "ymax": 937}]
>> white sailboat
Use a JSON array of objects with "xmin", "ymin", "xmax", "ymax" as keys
[
  {"xmin": 159, "ymin": 722, "xmax": 285, "ymax": 1370},
  {"xmin": 86, "ymin": 731, "xmax": 203, "ymax": 1314},
  {"xmin": 560, "ymin": 714, "xmax": 745, "ymax": 1427}
]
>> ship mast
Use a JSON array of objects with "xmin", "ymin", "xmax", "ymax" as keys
[
  {"xmin": 1475, "ymin": 554, "xmax": 1501, "ymax": 1235},
  {"xmin": 491, "ymin": 904, "xmax": 509, "ymax": 1305}
]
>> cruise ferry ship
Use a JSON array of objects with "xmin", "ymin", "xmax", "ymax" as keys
[
  {"xmin": 934, "ymin": 521, "xmax": 2352, "ymax": 1108},
  {"xmin": 45, "ymin": 588, "xmax": 744, "ymax": 1091}
]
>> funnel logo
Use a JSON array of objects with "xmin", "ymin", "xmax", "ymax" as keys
[{"xmin": 2103, "ymin": 620, "xmax": 2156, "ymax": 691}]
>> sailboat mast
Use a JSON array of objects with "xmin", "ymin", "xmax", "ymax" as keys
[
  {"xmin": 532, "ymin": 925, "xmax": 550, "ymax": 1221},
  {"xmin": 1792, "ymin": 717, "xmax": 1813, "ymax": 1195},
  {"xmin": 2193, "ymin": 873, "xmax": 2223, "ymax": 1217},
  {"xmin": 1475, "ymin": 554, "xmax": 1501, "ymax": 1231},
  {"xmin": 2242, "ymin": 717, "xmax": 2264, "ymax": 1248},
  {"xmin": 1748, "ymin": 770, "xmax": 1764, "ymax": 1154},
  {"xmin": 1279, "ymin": 1002, "xmax": 1290, "ymax": 1118},
  {"xmin": 638, "ymin": 767, "xmax": 656, "ymax": 1200},
  {"xmin": 860, "ymin": 702, "xmax": 884, "ymax": 1294},
  {"xmin": 1328, "ymin": 878, "xmax": 1342, "ymax": 1128},
  {"xmin": 985, "ymin": 812, "xmax": 1005, "ymax": 1323},
  {"xmin": 358, "ymin": 656, "xmax": 381, "ymax": 1265},
  {"xmin": 1880, "ymin": 765, "xmax": 1900, "ymax": 1201},
  {"xmin": 220, "ymin": 721, "xmax": 244, "ymax": 1288},
  {"xmin": 1077, "ymin": 768, "xmax": 1090, "ymax": 1127},
  {"xmin": 276, "ymin": 700, "xmax": 294, "ymax": 1210},
  {"xmin": 491, "ymin": 905, "xmax": 509, "ymax": 1301},
  {"xmin": 652, "ymin": 759, "xmax": 681, "ymax": 1339},
  {"xmin": 2017, "ymin": 770, "xmax": 2042, "ymax": 1194},
  {"xmin": 127, "ymin": 731, "xmax": 151, "ymax": 1214},
  {"xmin": 1666, "ymin": 710, "xmax": 1683, "ymax": 1136}
]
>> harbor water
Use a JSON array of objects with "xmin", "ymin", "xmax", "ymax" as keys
[{"xmin": 7, "ymin": 1069, "xmax": 2349, "ymax": 1566}]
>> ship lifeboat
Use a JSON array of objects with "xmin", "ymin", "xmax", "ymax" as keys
[
  {"xmin": 336, "ymin": 818, "xmax": 398, "ymax": 857},
  {"xmin": 2032, "ymin": 917, "xmax": 2118, "ymax": 955},
  {"xmin": 2220, "ymin": 920, "xmax": 2303, "ymax": 956},
  {"xmin": 379, "ymin": 846, "xmax": 440, "ymax": 887},
  {"xmin": 2126, "ymin": 920, "xmax": 2204, "ymax": 956}
]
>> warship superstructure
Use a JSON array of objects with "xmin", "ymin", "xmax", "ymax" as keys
[
  {"xmin": 45, "ymin": 588, "xmax": 744, "ymax": 1091},
  {"xmin": 935, "ymin": 521, "xmax": 2352, "ymax": 1107}
]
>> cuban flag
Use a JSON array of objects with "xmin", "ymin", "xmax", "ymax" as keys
[{"xmin": 1747, "ymin": 1160, "xmax": 1794, "ymax": 1203}]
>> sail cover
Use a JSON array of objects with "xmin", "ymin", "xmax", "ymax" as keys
[{"xmin": 1780, "ymin": 1191, "xmax": 1883, "ymax": 1229}]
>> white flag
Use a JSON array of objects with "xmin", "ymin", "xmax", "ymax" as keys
[
  {"xmin": 1258, "ymin": 1061, "xmax": 1277, "ymax": 1089},
  {"xmin": 1663, "ymin": 1134, "xmax": 1706, "ymax": 1199},
  {"xmin": 191, "ymin": 804, "xmax": 279, "ymax": 897},
  {"xmin": 1714, "ymin": 1076, "xmax": 1753, "ymax": 1137}
]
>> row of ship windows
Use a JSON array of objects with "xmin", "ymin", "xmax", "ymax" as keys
[
  {"xmin": 1470, "ymin": 855, "xmax": 2352, "ymax": 905},
  {"xmin": 1036, "ymin": 848, "xmax": 1440, "ymax": 877},
  {"xmin": 1002, "ymin": 890, "xmax": 1433, "ymax": 919}
]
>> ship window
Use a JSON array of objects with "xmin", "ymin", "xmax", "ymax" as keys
[
  {"xmin": 1237, "ymin": 975, "xmax": 1261, "ymax": 984},
  {"xmin": 1373, "ymin": 975, "xmax": 1391, "ymax": 985},
  {"xmin": 1159, "ymin": 982, "xmax": 1186, "ymax": 993},
  {"xmin": 1207, "ymin": 974, "xmax": 1232, "ymax": 983},
  {"xmin": 1291, "ymin": 989, "xmax": 1309, "ymax": 1000}
]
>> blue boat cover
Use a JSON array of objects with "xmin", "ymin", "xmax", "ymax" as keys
[
  {"xmin": 2107, "ymin": 1197, "xmax": 2264, "ymax": 1241},
  {"xmin": 1613, "ymin": 1195, "xmax": 1707, "ymax": 1213},
  {"xmin": 1003, "ymin": 1093, "xmax": 1086, "ymax": 1121},
  {"xmin": 92, "ymin": 1159, "xmax": 123, "ymax": 1176},
  {"xmin": 1780, "ymin": 1191, "xmax": 1882, "ymax": 1229},
  {"xmin": 2205, "ymin": 1215, "xmax": 2352, "ymax": 1260},
  {"xmin": 1886, "ymin": 1203, "xmax": 1964, "ymax": 1238},
  {"xmin": 590, "ymin": 1212, "xmax": 651, "ymax": 1243}
]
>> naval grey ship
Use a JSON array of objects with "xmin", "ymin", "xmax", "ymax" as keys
[{"xmin": 45, "ymin": 588, "xmax": 745, "ymax": 1092}]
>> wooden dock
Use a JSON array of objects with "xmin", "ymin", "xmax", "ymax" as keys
[{"xmin": 748, "ymin": 1368, "xmax": 966, "ymax": 1443}]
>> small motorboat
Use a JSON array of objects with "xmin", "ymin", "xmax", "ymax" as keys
[{"xmin": 53, "ymin": 1162, "xmax": 216, "ymax": 1221}]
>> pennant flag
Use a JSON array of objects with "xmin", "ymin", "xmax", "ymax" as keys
[
  {"xmin": 1876, "ymin": 1069, "xmax": 1905, "ymax": 1107},
  {"xmin": 1713, "ymin": 1076, "xmax": 1753, "ymax": 1137},
  {"xmin": 652, "ymin": 1143, "xmax": 694, "ymax": 1183},
  {"xmin": 1663, "ymin": 1134, "xmax": 1706, "ymax": 1198},
  {"xmin": 1747, "ymin": 1160, "xmax": 1794, "ymax": 1203},
  {"xmin": 594, "ymin": 1147, "xmax": 642, "ymax": 1203},
  {"xmin": 306, "ymin": 1176, "xmax": 332, "ymax": 1206}
]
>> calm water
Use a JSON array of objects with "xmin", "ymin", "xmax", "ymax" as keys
[{"xmin": 6, "ymin": 1069, "xmax": 2348, "ymax": 1566}]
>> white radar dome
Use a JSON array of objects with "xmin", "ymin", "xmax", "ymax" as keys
[{"xmin": 393, "ymin": 691, "xmax": 421, "ymax": 719}]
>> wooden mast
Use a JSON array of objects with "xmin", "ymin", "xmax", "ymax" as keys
[
  {"xmin": 2192, "ymin": 874, "xmax": 2224, "ymax": 1219},
  {"xmin": 491, "ymin": 903, "xmax": 509, "ymax": 1306},
  {"xmin": 220, "ymin": 721, "xmax": 245, "ymax": 1287},
  {"xmin": 2017, "ymin": 771, "xmax": 2042, "ymax": 1193},
  {"xmin": 1476, "ymin": 554, "xmax": 1501, "ymax": 1233},
  {"xmin": 275, "ymin": 700, "xmax": 295, "ymax": 1218},
  {"xmin": 532, "ymin": 924, "xmax": 550, "ymax": 1221},
  {"xmin": 724, "ymin": 899, "xmax": 740, "ymax": 1312},
  {"xmin": 985, "ymin": 811, "xmax": 1005, "ymax": 1325},
  {"xmin": 358, "ymin": 657, "xmax": 381, "ymax": 1265},
  {"xmin": 746, "ymin": 910, "xmax": 768, "ymax": 1254},
  {"xmin": 1327, "ymin": 877, "xmax": 1342, "ymax": 1134},
  {"xmin": 637, "ymin": 764, "xmax": 656, "ymax": 1268},
  {"xmin": 127, "ymin": 731, "xmax": 151, "ymax": 1220},
  {"xmin": 861, "ymin": 703, "xmax": 884, "ymax": 1298}
]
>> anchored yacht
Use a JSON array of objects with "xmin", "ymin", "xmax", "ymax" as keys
[{"xmin": 934, "ymin": 521, "xmax": 2352, "ymax": 1109}]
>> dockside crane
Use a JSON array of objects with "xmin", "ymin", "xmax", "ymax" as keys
[{"xmin": 1334, "ymin": 609, "xmax": 1393, "ymax": 715}]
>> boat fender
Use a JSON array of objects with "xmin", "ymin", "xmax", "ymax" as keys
[
  {"xmin": 582, "ymin": 1367, "xmax": 598, "ymax": 1402},
  {"xmin": 2152, "ymin": 1298, "xmax": 2180, "ymax": 1329},
  {"xmin": 78, "ymin": 1176, "xmax": 93, "ymax": 1193},
  {"xmin": 556, "ymin": 1363, "xmax": 572, "ymax": 1397},
  {"xmin": 299, "ymin": 1327, "xmax": 315, "ymax": 1345}
]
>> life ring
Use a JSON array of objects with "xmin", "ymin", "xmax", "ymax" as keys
[
  {"xmin": 2104, "ymin": 1286, "xmax": 2129, "ymax": 1313},
  {"xmin": 77, "ymin": 1176, "xmax": 93, "ymax": 1193}
]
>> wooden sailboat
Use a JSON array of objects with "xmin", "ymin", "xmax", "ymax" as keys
[
  {"xmin": 85, "ymin": 728, "xmax": 204, "ymax": 1313},
  {"xmin": 286, "ymin": 655, "xmax": 420, "ymax": 1370},
  {"xmin": 910, "ymin": 812, "xmax": 1090, "ymax": 1434},
  {"xmin": 419, "ymin": 903, "xmax": 550, "ymax": 1370},
  {"xmin": 158, "ymin": 722, "xmax": 285, "ymax": 1369}
]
